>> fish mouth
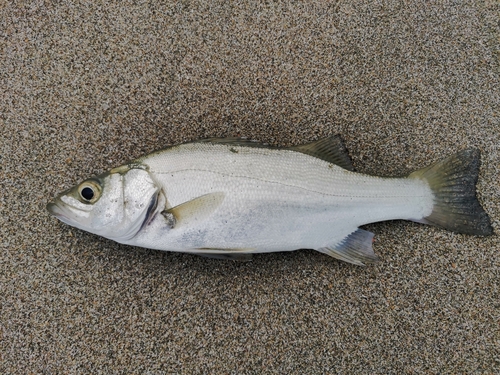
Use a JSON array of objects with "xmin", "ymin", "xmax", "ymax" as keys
[
  {"xmin": 46, "ymin": 201, "xmax": 73, "ymax": 224},
  {"xmin": 47, "ymin": 200, "xmax": 85, "ymax": 228}
]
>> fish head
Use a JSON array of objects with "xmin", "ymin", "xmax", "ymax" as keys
[{"xmin": 47, "ymin": 165, "xmax": 162, "ymax": 242}]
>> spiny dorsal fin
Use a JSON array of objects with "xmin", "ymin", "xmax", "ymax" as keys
[
  {"xmin": 289, "ymin": 136, "xmax": 354, "ymax": 171},
  {"xmin": 196, "ymin": 137, "xmax": 268, "ymax": 148},
  {"xmin": 162, "ymin": 192, "xmax": 225, "ymax": 228},
  {"xmin": 317, "ymin": 228, "xmax": 379, "ymax": 266},
  {"xmin": 198, "ymin": 136, "xmax": 354, "ymax": 171}
]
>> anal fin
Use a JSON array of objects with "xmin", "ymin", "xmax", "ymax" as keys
[{"xmin": 317, "ymin": 228, "xmax": 379, "ymax": 266}]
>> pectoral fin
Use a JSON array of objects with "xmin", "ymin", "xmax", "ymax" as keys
[
  {"xmin": 161, "ymin": 192, "xmax": 225, "ymax": 228},
  {"xmin": 317, "ymin": 228, "xmax": 379, "ymax": 266}
]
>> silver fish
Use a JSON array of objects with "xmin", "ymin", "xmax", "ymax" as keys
[{"xmin": 47, "ymin": 137, "xmax": 493, "ymax": 265}]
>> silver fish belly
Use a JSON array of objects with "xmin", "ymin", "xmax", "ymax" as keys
[{"xmin": 47, "ymin": 137, "xmax": 493, "ymax": 265}]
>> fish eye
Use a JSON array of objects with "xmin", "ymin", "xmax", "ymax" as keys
[
  {"xmin": 78, "ymin": 180, "xmax": 102, "ymax": 203},
  {"xmin": 81, "ymin": 187, "xmax": 94, "ymax": 200}
]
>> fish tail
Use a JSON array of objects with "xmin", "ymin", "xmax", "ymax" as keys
[{"xmin": 409, "ymin": 149, "xmax": 493, "ymax": 236}]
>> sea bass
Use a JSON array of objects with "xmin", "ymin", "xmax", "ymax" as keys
[{"xmin": 47, "ymin": 137, "xmax": 493, "ymax": 265}]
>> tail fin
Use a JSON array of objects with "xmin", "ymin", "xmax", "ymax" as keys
[{"xmin": 409, "ymin": 149, "xmax": 493, "ymax": 236}]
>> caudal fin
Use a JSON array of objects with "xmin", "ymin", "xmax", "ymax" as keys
[{"xmin": 409, "ymin": 149, "xmax": 493, "ymax": 236}]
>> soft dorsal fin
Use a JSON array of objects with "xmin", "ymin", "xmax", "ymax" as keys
[
  {"xmin": 161, "ymin": 192, "xmax": 225, "ymax": 228},
  {"xmin": 289, "ymin": 136, "xmax": 354, "ymax": 171}
]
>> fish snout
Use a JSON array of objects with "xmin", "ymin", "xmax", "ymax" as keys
[
  {"xmin": 46, "ymin": 201, "xmax": 60, "ymax": 217},
  {"xmin": 46, "ymin": 200, "xmax": 73, "ymax": 224}
]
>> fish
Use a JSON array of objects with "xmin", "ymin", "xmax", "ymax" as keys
[{"xmin": 47, "ymin": 137, "xmax": 493, "ymax": 265}]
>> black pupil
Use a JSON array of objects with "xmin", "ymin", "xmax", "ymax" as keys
[{"xmin": 81, "ymin": 187, "xmax": 95, "ymax": 201}]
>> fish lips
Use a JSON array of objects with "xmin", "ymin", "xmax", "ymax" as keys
[{"xmin": 46, "ymin": 201, "xmax": 78, "ymax": 226}]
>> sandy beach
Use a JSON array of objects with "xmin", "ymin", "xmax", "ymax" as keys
[{"xmin": 1, "ymin": 1, "xmax": 498, "ymax": 373}]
